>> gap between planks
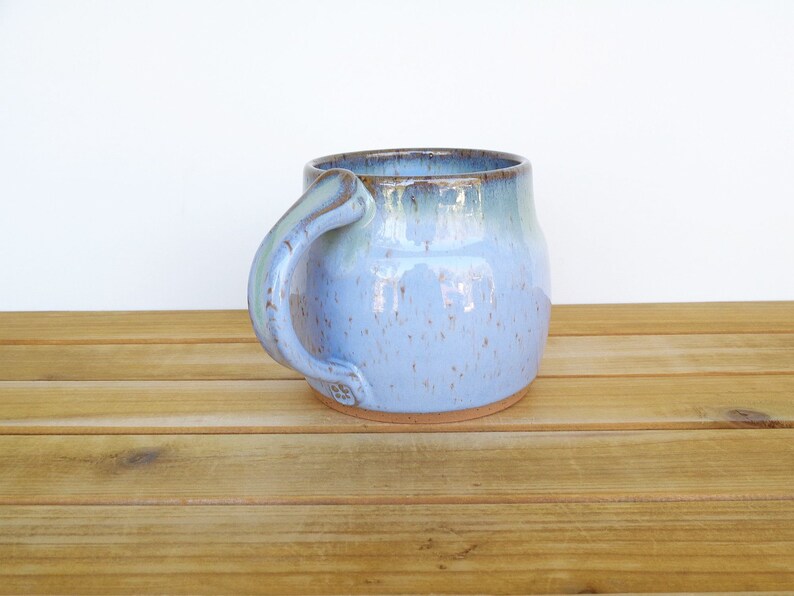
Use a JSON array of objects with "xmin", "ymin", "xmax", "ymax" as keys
[{"xmin": 2, "ymin": 494, "xmax": 794, "ymax": 507}]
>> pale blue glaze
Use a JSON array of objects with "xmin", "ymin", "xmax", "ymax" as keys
[{"xmin": 249, "ymin": 149, "xmax": 550, "ymax": 416}]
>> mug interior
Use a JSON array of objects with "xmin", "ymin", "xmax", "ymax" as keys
[{"xmin": 309, "ymin": 148, "xmax": 525, "ymax": 179}]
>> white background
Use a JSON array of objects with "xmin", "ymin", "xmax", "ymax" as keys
[{"xmin": 1, "ymin": 0, "xmax": 792, "ymax": 310}]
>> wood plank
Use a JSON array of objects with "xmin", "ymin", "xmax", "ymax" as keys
[
  {"xmin": 0, "ymin": 376, "xmax": 791, "ymax": 434},
  {"xmin": 1, "ymin": 501, "xmax": 792, "ymax": 594},
  {"xmin": 551, "ymin": 301, "xmax": 794, "ymax": 336},
  {"xmin": 1, "ymin": 334, "xmax": 791, "ymax": 381},
  {"xmin": 0, "ymin": 343, "xmax": 298, "ymax": 381},
  {"xmin": 0, "ymin": 310, "xmax": 253, "ymax": 344},
  {"xmin": 1, "ymin": 302, "xmax": 791, "ymax": 345},
  {"xmin": 0, "ymin": 430, "xmax": 792, "ymax": 504},
  {"xmin": 540, "ymin": 334, "xmax": 794, "ymax": 377}
]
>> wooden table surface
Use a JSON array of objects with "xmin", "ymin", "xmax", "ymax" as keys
[{"xmin": 0, "ymin": 302, "xmax": 793, "ymax": 594}]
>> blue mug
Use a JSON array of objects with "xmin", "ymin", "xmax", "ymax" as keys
[{"xmin": 249, "ymin": 148, "xmax": 550, "ymax": 422}]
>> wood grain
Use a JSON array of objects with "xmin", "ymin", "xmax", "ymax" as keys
[
  {"xmin": 1, "ymin": 302, "xmax": 791, "ymax": 345},
  {"xmin": 0, "ymin": 430, "xmax": 792, "ymax": 505},
  {"xmin": 1, "ymin": 501, "xmax": 792, "ymax": 594},
  {"xmin": 1, "ymin": 333, "xmax": 792, "ymax": 381},
  {"xmin": 0, "ymin": 375, "xmax": 791, "ymax": 434}
]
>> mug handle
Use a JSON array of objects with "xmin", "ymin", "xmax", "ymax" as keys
[{"xmin": 248, "ymin": 169, "xmax": 375, "ymax": 407}]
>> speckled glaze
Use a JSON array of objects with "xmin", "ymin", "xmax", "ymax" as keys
[{"xmin": 249, "ymin": 149, "xmax": 550, "ymax": 422}]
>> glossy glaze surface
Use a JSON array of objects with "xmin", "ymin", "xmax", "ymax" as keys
[{"xmin": 250, "ymin": 148, "xmax": 550, "ymax": 417}]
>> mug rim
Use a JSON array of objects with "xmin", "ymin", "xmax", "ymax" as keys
[{"xmin": 305, "ymin": 147, "xmax": 530, "ymax": 181}]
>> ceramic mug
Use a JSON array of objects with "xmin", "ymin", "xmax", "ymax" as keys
[{"xmin": 248, "ymin": 148, "xmax": 550, "ymax": 422}]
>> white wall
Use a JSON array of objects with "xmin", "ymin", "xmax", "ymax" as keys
[{"xmin": 1, "ymin": 0, "xmax": 792, "ymax": 310}]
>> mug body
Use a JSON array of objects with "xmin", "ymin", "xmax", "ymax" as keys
[{"xmin": 289, "ymin": 149, "xmax": 550, "ymax": 421}]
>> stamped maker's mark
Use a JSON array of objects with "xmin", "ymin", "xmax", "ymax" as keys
[{"xmin": 328, "ymin": 383, "xmax": 356, "ymax": 405}]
